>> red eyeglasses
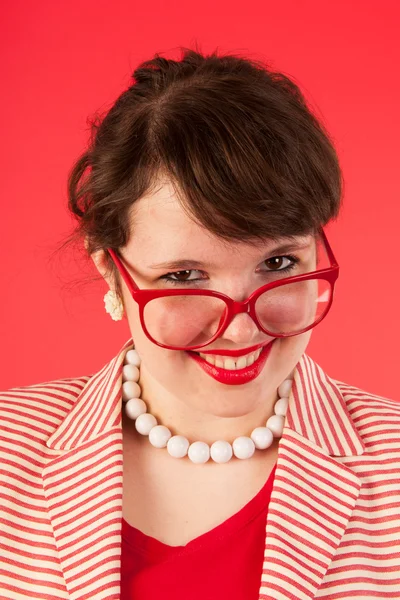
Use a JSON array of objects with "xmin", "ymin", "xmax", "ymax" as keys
[{"xmin": 106, "ymin": 228, "xmax": 339, "ymax": 351}]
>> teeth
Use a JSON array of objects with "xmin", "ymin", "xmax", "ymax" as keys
[
  {"xmin": 199, "ymin": 348, "xmax": 262, "ymax": 370},
  {"xmin": 224, "ymin": 358, "xmax": 236, "ymax": 370},
  {"xmin": 246, "ymin": 354, "xmax": 255, "ymax": 367},
  {"xmin": 203, "ymin": 354, "xmax": 215, "ymax": 366},
  {"xmin": 236, "ymin": 355, "xmax": 247, "ymax": 370}
]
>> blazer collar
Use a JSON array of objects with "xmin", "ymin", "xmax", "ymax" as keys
[
  {"xmin": 43, "ymin": 339, "xmax": 366, "ymax": 600},
  {"xmin": 46, "ymin": 337, "xmax": 134, "ymax": 451},
  {"xmin": 46, "ymin": 337, "xmax": 365, "ymax": 457}
]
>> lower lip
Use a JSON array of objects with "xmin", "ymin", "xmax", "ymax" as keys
[{"xmin": 186, "ymin": 341, "xmax": 275, "ymax": 385}]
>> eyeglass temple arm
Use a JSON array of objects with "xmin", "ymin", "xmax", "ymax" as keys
[
  {"xmin": 106, "ymin": 248, "xmax": 141, "ymax": 294},
  {"xmin": 319, "ymin": 228, "xmax": 339, "ymax": 269}
]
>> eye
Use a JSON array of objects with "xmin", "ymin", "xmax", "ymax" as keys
[
  {"xmin": 160, "ymin": 255, "xmax": 300, "ymax": 287},
  {"xmin": 264, "ymin": 256, "xmax": 297, "ymax": 271},
  {"xmin": 170, "ymin": 270, "xmax": 194, "ymax": 281},
  {"xmin": 161, "ymin": 269, "xmax": 204, "ymax": 285}
]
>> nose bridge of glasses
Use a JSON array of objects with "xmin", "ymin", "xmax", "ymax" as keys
[
  {"xmin": 223, "ymin": 299, "xmax": 257, "ymax": 333},
  {"xmin": 231, "ymin": 299, "xmax": 251, "ymax": 316},
  {"xmin": 221, "ymin": 300, "xmax": 260, "ymax": 342}
]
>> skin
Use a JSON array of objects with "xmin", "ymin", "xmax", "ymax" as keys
[
  {"xmin": 91, "ymin": 178, "xmax": 315, "ymax": 450},
  {"xmin": 90, "ymin": 178, "xmax": 320, "ymax": 544}
]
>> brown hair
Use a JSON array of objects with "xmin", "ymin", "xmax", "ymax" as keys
[{"xmin": 63, "ymin": 45, "xmax": 343, "ymax": 300}]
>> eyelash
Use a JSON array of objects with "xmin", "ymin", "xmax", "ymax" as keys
[{"xmin": 160, "ymin": 255, "xmax": 300, "ymax": 286}]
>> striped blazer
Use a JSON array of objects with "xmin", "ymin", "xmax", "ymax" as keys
[{"xmin": 1, "ymin": 336, "xmax": 400, "ymax": 600}]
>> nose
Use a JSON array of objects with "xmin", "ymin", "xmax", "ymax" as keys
[{"xmin": 219, "ymin": 311, "xmax": 261, "ymax": 345}]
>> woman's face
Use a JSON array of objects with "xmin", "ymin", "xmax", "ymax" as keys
[{"xmin": 96, "ymin": 179, "xmax": 316, "ymax": 420}]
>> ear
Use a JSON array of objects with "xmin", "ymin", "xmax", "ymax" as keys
[{"xmin": 89, "ymin": 246, "xmax": 114, "ymax": 288}]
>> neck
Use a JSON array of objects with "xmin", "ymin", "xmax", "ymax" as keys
[{"xmin": 130, "ymin": 361, "xmax": 282, "ymax": 446}]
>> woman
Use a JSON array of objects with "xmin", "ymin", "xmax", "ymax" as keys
[{"xmin": 1, "ymin": 47, "xmax": 399, "ymax": 600}]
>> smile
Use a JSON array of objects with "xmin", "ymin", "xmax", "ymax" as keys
[
  {"xmin": 186, "ymin": 340, "xmax": 276, "ymax": 385},
  {"xmin": 195, "ymin": 348, "xmax": 262, "ymax": 370}
]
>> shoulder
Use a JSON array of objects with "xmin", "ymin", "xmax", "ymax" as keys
[
  {"xmin": 334, "ymin": 377, "xmax": 400, "ymax": 412},
  {"xmin": 0, "ymin": 374, "xmax": 91, "ymax": 412},
  {"xmin": 332, "ymin": 376, "xmax": 400, "ymax": 444},
  {"xmin": 0, "ymin": 375, "xmax": 92, "ymax": 445}
]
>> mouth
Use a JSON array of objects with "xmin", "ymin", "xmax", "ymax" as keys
[
  {"xmin": 190, "ymin": 346, "xmax": 265, "ymax": 371},
  {"xmin": 185, "ymin": 339, "xmax": 276, "ymax": 386}
]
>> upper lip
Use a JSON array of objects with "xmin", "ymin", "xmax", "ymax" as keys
[{"xmin": 194, "ymin": 340, "xmax": 273, "ymax": 357}]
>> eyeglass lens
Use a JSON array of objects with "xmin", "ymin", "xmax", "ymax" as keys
[
  {"xmin": 142, "ymin": 235, "xmax": 333, "ymax": 349},
  {"xmin": 143, "ymin": 278, "xmax": 332, "ymax": 348}
]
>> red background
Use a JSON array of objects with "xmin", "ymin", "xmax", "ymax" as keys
[{"xmin": 1, "ymin": 0, "xmax": 399, "ymax": 399}]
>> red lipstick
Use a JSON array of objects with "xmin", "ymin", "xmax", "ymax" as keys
[{"xmin": 186, "ymin": 340, "xmax": 275, "ymax": 385}]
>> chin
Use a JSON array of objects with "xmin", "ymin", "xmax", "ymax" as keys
[{"xmin": 206, "ymin": 379, "xmax": 268, "ymax": 415}]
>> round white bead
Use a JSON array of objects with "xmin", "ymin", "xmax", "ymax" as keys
[
  {"xmin": 274, "ymin": 396, "xmax": 289, "ymax": 417},
  {"xmin": 125, "ymin": 349, "xmax": 141, "ymax": 367},
  {"xmin": 135, "ymin": 413, "xmax": 157, "ymax": 435},
  {"xmin": 266, "ymin": 414, "xmax": 285, "ymax": 437},
  {"xmin": 122, "ymin": 380, "xmax": 141, "ymax": 401},
  {"xmin": 125, "ymin": 397, "xmax": 147, "ymax": 420},
  {"xmin": 251, "ymin": 426, "xmax": 274, "ymax": 450},
  {"xmin": 167, "ymin": 435, "xmax": 190, "ymax": 458},
  {"xmin": 210, "ymin": 440, "xmax": 233, "ymax": 464},
  {"xmin": 188, "ymin": 441, "xmax": 210, "ymax": 464},
  {"xmin": 122, "ymin": 364, "xmax": 140, "ymax": 382},
  {"xmin": 149, "ymin": 425, "xmax": 172, "ymax": 448},
  {"xmin": 278, "ymin": 379, "xmax": 293, "ymax": 398},
  {"xmin": 232, "ymin": 436, "xmax": 256, "ymax": 459}
]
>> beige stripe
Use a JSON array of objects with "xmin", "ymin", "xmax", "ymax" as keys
[
  {"xmin": 279, "ymin": 441, "xmax": 359, "ymax": 498},
  {"xmin": 0, "ymin": 583, "xmax": 67, "ymax": 600},
  {"xmin": 50, "ymin": 484, "xmax": 122, "ymax": 539},
  {"xmin": 67, "ymin": 548, "xmax": 121, "ymax": 583},
  {"xmin": 63, "ymin": 531, "xmax": 121, "ymax": 572}
]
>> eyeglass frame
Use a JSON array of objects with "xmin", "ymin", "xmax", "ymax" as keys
[{"xmin": 106, "ymin": 227, "xmax": 339, "ymax": 351}]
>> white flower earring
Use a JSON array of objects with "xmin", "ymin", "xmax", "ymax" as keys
[{"xmin": 104, "ymin": 289, "xmax": 125, "ymax": 321}]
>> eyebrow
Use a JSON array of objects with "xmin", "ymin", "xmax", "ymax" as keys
[{"xmin": 148, "ymin": 241, "xmax": 312, "ymax": 271}]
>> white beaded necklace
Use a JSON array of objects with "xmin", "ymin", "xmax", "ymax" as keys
[{"xmin": 121, "ymin": 348, "xmax": 293, "ymax": 464}]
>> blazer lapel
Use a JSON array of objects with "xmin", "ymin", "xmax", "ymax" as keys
[
  {"xmin": 259, "ymin": 354, "xmax": 366, "ymax": 600},
  {"xmin": 42, "ymin": 337, "xmax": 366, "ymax": 600},
  {"xmin": 42, "ymin": 337, "xmax": 134, "ymax": 600}
]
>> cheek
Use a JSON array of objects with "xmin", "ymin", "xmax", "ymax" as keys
[
  {"xmin": 123, "ymin": 293, "xmax": 142, "ymax": 332},
  {"xmin": 122, "ymin": 290, "xmax": 140, "ymax": 326},
  {"xmin": 265, "ymin": 331, "xmax": 311, "ymax": 385},
  {"xmin": 122, "ymin": 297, "xmax": 187, "ymax": 373},
  {"xmin": 277, "ymin": 330, "xmax": 312, "ymax": 366}
]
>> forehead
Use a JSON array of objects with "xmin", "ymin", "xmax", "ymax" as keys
[
  {"xmin": 130, "ymin": 180, "xmax": 201, "ymax": 235},
  {"xmin": 127, "ymin": 181, "xmax": 229, "ymax": 257},
  {"xmin": 126, "ymin": 180, "xmax": 311, "ymax": 261}
]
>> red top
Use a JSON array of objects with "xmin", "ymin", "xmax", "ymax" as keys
[{"xmin": 121, "ymin": 462, "xmax": 276, "ymax": 599}]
